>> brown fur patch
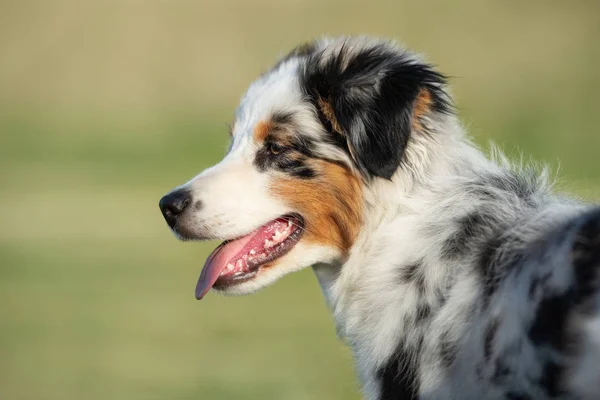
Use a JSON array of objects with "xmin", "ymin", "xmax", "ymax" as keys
[
  {"xmin": 253, "ymin": 120, "xmax": 274, "ymax": 143},
  {"xmin": 412, "ymin": 89, "xmax": 433, "ymax": 130},
  {"xmin": 318, "ymin": 97, "xmax": 343, "ymax": 134},
  {"xmin": 271, "ymin": 160, "xmax": 363, "ymax": 253}
]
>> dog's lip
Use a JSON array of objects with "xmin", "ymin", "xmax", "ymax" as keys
[{"xmin": 194, "ymin": 214, "xmax": 304, "ymax": 299}]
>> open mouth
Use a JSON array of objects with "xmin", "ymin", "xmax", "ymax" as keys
[{"xmin": 195, "ymin": 214, "xmax": 304, "ymax": 299}]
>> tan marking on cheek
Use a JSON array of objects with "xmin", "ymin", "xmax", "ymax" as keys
[
  {"xmin": 253, "ymin": 120, "xmax": 274, "ymax": 143},
  {"xmin": 412, "ymin": 89, "xmax": 433, "ymax": 130},
  {"xmin": 270, "ymin": 161, "xmax": 363, "ymax": 253}
]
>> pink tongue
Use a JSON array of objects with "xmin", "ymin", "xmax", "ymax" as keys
[
  {"xmin": 195, "ymin": 234, "xmax": 253, "ymax": 300},
  {"xmin": 194, "ymin": 218, "xmax": 291, "ymax": 300}
]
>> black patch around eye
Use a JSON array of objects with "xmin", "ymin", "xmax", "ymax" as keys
[
  {"xmin": 254, "ymin": 147, "xmax": 271, "ymax": 171},
  {"xmin": 254, "ymin": 144, "xmax": 317, "ymax": 179},
  {"xmin": 290, "ymin": 166, "xmax": 317, "ymax": 179},
  {"xmin": 253, "ymin": 129, "xmax": 320, "ymax": 179},
  {"xmin": 276, "ymin": 157, "xmax": 317, "ymax": 179},
  {"xmin": 267, "ymin": 142, "xmax": 286, "ymax": 155}
]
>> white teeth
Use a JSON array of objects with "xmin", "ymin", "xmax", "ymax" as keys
[
  {"xmin": 273, "ymin": 230, "xmax": 284, "ymax": 241},
  {"xmin": 236, "ymin": 259, "xmax": 243, "ymax": 268},
  {"xmin": 265, "ymin": 239, "xmax": 274, "ymax": 248},
  {"xmin": 249, "ymin": 249, "xmax": 256, "ymax": 255},
  {"xmin": 226, "ymin": 263, "xmax": 234, "ymax": 271},
  {"xmin": 288, "ymin": 220, "xmax": 293, "ymax": 227}
]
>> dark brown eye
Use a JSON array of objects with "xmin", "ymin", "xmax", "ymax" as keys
[{"xmin": 266, "ymin": 142, "xmax": 286, "ymax": 155}]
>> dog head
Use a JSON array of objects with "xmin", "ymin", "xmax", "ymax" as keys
[{"xmin": 159, "ymin": 37, "xmax": 451, "ymax": 299}]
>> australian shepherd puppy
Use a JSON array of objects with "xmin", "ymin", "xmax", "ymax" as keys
[{"xmin": 159, "ymin": 36, "xmax": 600, "ymax": 399}]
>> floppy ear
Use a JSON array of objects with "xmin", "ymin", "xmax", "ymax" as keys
[{"xmin": 303, "ymin": 40, "xmax": 450, "ymax": 179}]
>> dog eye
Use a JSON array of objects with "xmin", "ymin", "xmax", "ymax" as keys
[{"xmin": 266, "ymin": 142, "xmax": 287, "ymax": 155}]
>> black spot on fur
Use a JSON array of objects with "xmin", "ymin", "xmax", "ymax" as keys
[
  {"xmin": 469, "ymin": 171, "xmax": 539, "ymax": 205},
  {"xmin": 572, "ymin": 208, "xmax": 600, "ymax": 312},
  {"xmin": 477, "ymin": 232, "xmax": 526, "ymax": 307},
  {"xmin": 441, "ymin": 207, "xmax": 526, "ymax": 306},
  {"xmin": 302, "ymin": 39, "xmax": 451, "ymax": 179},
  {"xmin": 439, "ymin": 331, "xmax": 458, "ymax": 369},
  {"xmin": 484, "ymin": 318, "xmax": 499, "ymax": 361},
  {"xmin": 399, "ymin": 261, "xmax": 426, "ymax": 294},
  {"xmin": 377, "ymin": 342, "xmax": 420, "ymax": 400},
  {"xmin": 524, "ymin": 210, "xmax": 600, "ymax": 398},
  {"xmin": 527, "ymin": 294, "xmax": 571, "ymax": 396},
  {"xmin": 528, "ymin": 292, "xmax": 572, "ymax": 349},
  {"xmin": 492, "ymin": 358, "xmax": 511, "ymax": 384},
  {"xmin": 528, "ymin": 272, "xmax": 551, "ymax": 300},
  {"xmin": 442, "ymin": 212, "xmax": 489, "ymax": 259},
  {"xmin": 400, "ymin": 262, "xmax": 421, "ymax": 282},
  {"xmin": 505, "ymin": 391, "xmax": 532, "ymax": 400},
  {"xmin": 475, "ymin": 363, "xmax": 484, "ymax": 380},
  {"xmin": 415, "ymin": 302, "xmax": 431, "ymax": 322},
  {"xmin": 489, "ymin": 172, "xmax": 538, "ymax": 201},
  {"xmin": 538, "ymin": 361, "xmax": 564, "ymax": 398}
]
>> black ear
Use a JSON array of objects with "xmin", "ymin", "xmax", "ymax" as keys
[{"xmin": 302, "ymin": 39, "xmax": 451, "ymax": 179}]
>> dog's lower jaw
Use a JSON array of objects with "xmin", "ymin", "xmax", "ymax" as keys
[{"xmin": 209, "ymin": 241, "xmax": 341, "ymax": 297}]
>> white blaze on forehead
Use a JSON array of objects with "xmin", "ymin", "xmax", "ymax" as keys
[{"xmin": 230, "ymin": 58, "xmax": 304, "ymax": 149}]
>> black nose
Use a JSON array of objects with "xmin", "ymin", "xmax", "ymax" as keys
[{"xmin": 159, "ymin": 189, "xmax": 191, "ymax": 228}]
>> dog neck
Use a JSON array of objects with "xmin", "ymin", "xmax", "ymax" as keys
[{"xmin": 311, "ymin": 117, "xmax": 498, "ymax": 375}]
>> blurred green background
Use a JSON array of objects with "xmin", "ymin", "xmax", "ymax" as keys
[{"xmin": 1, "ymin": 1, "xmax": 599, "ymax": 399}]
